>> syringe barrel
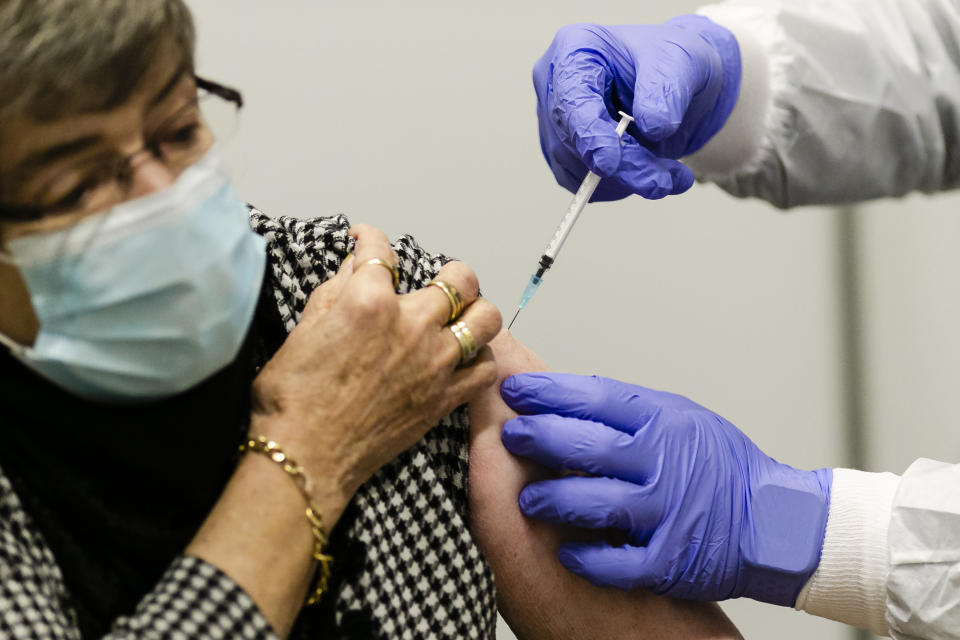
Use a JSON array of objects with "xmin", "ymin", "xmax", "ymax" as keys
[
  {"xmin": 542, "ymin": 111, "xmax": 634, "ymax": 261},
  {"xmin": 543, "ymin": 171, "xmax": 601, "ymax": 259}
]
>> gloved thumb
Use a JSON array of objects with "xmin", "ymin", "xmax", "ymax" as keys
[{"xmin": 558, "ymin": 542, "xmax": 660, "ymax": 591}]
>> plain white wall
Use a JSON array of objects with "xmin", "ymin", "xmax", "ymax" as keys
[
  {"xmin": 856, "ymin": 194, "xmax": 960, "ymax": 476},
  {"xmin": 187, "ymin": 2, "xmax": 854, "ymax": 638},
  {"xmin": 851, "ymin": 194, "xmax": 960, "ymax": 640}
]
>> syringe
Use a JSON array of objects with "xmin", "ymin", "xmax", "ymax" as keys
[{"xmin": 507, "ymin": 110, "xmax": 635, "ymax": 330}]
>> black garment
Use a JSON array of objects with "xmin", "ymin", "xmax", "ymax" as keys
[
  {"xmin": 0, "ymin": 267, "xmax": 287, "ymax": 638},
  {"xmin": 0, "ymin": 211, "xmax": 497, "ymax": 640}
]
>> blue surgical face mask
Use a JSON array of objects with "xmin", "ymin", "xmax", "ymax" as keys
[{"xmin": 0, "ymin": 153, "xmax": 266, "ymax": 403}]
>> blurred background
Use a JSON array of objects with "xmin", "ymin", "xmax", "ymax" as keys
[{"xmin": 187, "ymin": 2, "xmax": 960, "ymax": 638}]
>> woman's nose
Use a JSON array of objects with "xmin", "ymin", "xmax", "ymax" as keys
[{"xmin": 125, "ymin": 152, "xmax": 176, "ymax": 200}]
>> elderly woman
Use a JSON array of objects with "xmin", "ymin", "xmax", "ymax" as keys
[{"xmin": 0, "ymin": 1, "xmax": 744, "ymax": 639}]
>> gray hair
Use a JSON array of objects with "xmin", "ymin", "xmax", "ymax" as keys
[{"xmin": 0, "ymin": 0, "xmax": 195, "ymax": 122}]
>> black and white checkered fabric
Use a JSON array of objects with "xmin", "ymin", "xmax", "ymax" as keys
[
  {"xmin": 252, "ymin": 211, "xmax": 497, "ymax": 640},
  {"xmin": 0, "ymin": 468, "xmax": 276, "ymax": 640},
  {"xmin": 0, "ymin": 210, "xmax": 497, "ymax": 639}
]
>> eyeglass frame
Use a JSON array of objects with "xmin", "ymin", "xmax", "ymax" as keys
[{"xmin": 0, "ymin": 76, "xmax": 243, "ymax": 224}]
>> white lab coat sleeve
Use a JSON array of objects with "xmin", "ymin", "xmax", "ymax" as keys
[
  {"xmin": 885, "ymin": 458, "xmax": 960, "ymax": 639},
  {"xmin": 794, "ymin": 468, "xmax": 900, "ymax": 635},
  {"xmin": 793, "ymin": 461, "xmax": 960, "ymax": 639},
  {"xmin": 684, "ymin": 0, "xmax": 960, "ymax": 209}
]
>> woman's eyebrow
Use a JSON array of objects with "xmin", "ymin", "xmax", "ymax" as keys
[
  {"xmin": 149, "ymin": 67, "xmax": 189, "ymax": 108},
  {"xmin": 11, "ymin": 68, "xmax": 191, "ymax": 178},
  {"xmin": 14, "ymin": 134, "xmax": 105, "ymax": 176}
]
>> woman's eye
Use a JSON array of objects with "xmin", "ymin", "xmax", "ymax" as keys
[
  {"xmin": 51, "ymin": 182, "xmax": 97, "ymax": 211},
  {"xmin": 47, "ymin": 169, "xmax": 115, "ymax": 213},
  {"xmin": 164, "ymin": 123, "xmax": 201, "ymax": 146}
]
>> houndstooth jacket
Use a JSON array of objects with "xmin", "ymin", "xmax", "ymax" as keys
[{"xmin": 0, "ymin": 210, "xmax": 497, "ymax": 639}]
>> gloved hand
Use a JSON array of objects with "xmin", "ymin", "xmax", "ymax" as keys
[
  {"xmin": 534, "ymin": 16, "xmax": 741, "ymax": 201},
  {"xmin": 500, "ymin": 373, "xmax": 832, "ymax": 606}
]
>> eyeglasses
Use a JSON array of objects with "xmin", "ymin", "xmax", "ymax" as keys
[{"xmin": 0, "ymin": 77, "xmax": 242, "ymax": 227}]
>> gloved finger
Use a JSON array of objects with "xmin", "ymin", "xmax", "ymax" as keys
[
  {"xmin": 594, "ymin": 140, "xmax": 696, "ymax": 200},
  {"xmin": 502, "ymin": 414, "xmax": 651, "ymax": 483},
  {"xmin": 544, "ymin": 135, "xmax": 636, "ymax": 203},
  {"xmin": 557, "ymin": 542, "xmax": 660, "ymax": 591},
  {"xmin": 550, "ymin": 49, "xmax": 623, "ymax": 177},
  {"xmin": 542, "ymin": 122, "xmax": 694, "ymax": 201},
  {"xmin": 590, "ymin": 177, "xmax": 639, "ymax": 202},
  {"xmin": 518, "ymin": 476, "xmax": 664, "ymax": 535},
  {"xmin": 543, "ymin": 133, "xmax": 594, "ymax": 196},
  {"xmin": 668, "ymin": 158, "xmax": 697, "ymax": 193},
  {"xmin": 501, "ymin": 372, "xmax": 663, "ymax": 434}
]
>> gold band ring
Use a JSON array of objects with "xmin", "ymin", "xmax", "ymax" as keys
[
  {"xmin": 449, "ymin": 320, "xmax": 478, "ymax": 366},
  {"xmin": 362, "ymin": 258, "xmax": 399, "ymax": 289},
  {"xmin": 427, "ymin": 280, "xmax": 465, "ymax": 323}
]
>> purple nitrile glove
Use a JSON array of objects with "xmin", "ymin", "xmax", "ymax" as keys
[
  {"xmin": 500, "ymin": 373, "xmax": 832, "ymax": 607},
  {"xmin": 533, "ymin": 15, "xmax": 741, "ymax": 201}
]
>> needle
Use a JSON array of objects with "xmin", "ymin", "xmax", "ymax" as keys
[
  {"xmin": 508, "ymin": 307, "xmax": 521, "ymax": 331},
  {"xmin": 507, "ymin": 110, "xmax": 635, "ymax": 331}
]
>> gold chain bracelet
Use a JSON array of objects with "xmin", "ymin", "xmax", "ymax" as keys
[{"xmin": 238, "ymin": 436, "xmax": 333, "ymax": 606}]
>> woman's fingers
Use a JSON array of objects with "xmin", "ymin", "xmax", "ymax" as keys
[
  {"xmin": 300, "ymin": 253, "xmax": 358, "ymax": 320},
  {"xmin": 436, "ymin": 297, "xmax": 502, "ymax": 368},
  {"xmin": 349, "ymin": 224, "xmax": 400, "ymax": 289},
  {"xmin": 334, "ymin": 225, "xmax": 402, "ymax": 325},
  {"xmin": 396, "ymin": 349, "xmax": 498, "ymax": 439},
  {"xmin": 339, "ymin": 251, "xmax": 356, "ymax": 276},
  {"xmin": 445, "ymin": 348, "xmax": 499, "ymax": 406},
  {"xmin": 407, "ymin": 260, "xmax": 481, "ymax": 326}
]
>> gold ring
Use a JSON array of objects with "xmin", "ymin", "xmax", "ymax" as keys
[
  {"xmin": 428, "ymin": 280, "xmax": 465, "ymax": 323},
  {"xmin": 449, "ymin": 320, "xmax": 478, "ymax": 366},
  {"xmin": 362, "ymin": 258, "xmax": 399, "ymax": 289}
]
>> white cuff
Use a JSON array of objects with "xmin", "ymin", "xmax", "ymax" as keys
[
  {"xmin": 684, "ymin": 3, "xmax": 791, "ymax": 183},
  {"xmin": 794, "ymin": 468, "xmax": 900, "ymax": 637}
]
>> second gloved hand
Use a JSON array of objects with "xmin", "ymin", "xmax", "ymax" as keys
[
  {"xmin": 500, "ymin": 373, "xmax": 832, "ymax": 606},
  {"xmin": 534, "ymin": 16, "xmax": 741, "ymax": 200}
]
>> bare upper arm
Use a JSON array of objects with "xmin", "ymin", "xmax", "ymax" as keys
[{"xmin": 468, "ymin": 330, "xmax": 743, "ymax": 640}]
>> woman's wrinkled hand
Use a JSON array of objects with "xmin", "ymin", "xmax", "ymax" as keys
[{"xmin": 250, "ymin": 224, "xmax": 501, "ymax": 505}]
